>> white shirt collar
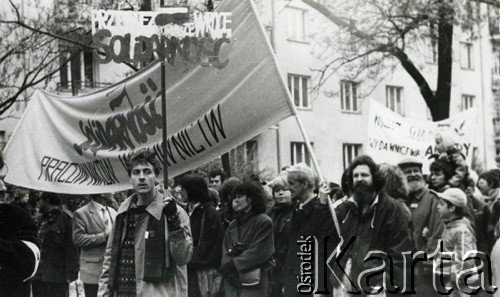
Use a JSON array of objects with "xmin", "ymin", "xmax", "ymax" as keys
[{"xmin": 298, "ymin": 196, "xmax": 315, "ymax": 209}]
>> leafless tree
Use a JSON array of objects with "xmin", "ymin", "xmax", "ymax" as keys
[
  {"xmin": 0, "ymin": 0, "xmax": 100, "ymax": 116},
  {"xmin": 0, "ymin": 0, "xmax": 221, "ymax": 117},
  {"xmin": 303, "ymin": 0, "xmax": 499, "ymax": 121}
]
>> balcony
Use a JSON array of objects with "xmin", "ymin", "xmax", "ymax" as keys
[{"xmin": 56, "ymin": 81, "xmax": 113, "ymax": 96}]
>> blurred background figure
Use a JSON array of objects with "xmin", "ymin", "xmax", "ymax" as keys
[
  {"xmin": 32, "ymin": 192, "xmax": 79, "ymax": 297},
  {"xmin": 0, "ymin": 199, "xmax": 40, "ymax": 297},
  {"xmin": 73, "ymin": 193, "xmax": 117, "ymax": 297},
  {"xmin": 268, "ymin": 174, "xmax": 294, "ymax": 297},
  {"xmin": 178, "ymin": 174, "xmax": 224, "ymax": 297},
  {"xmin": 12, "ymin": 188, "xmax": 35, "ymax": 217},
  {"xmin": 327, "ymin": 182, "xmax": 342, "ymax": 200},
  {"xmin": 209, "ymin": 169, "xmax": 226, "ymax": 192},
  {"xmin": 429, "ymin": 159, "xmax": 454, "ymax": 193},
  {"xmin": 218, "ymin": 177, "xmax": 241, "ymax": 230}
]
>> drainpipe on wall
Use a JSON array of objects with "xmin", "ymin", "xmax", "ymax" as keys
[
  {"xmin": 271, "ymin": 0, "xmax": 281, "ymax": 173},
  {"xmin": 477, "ymin": 2, "xmax": 489, "ymax": 169}
]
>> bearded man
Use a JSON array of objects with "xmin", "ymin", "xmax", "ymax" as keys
[
  {"xmin": 398, "ymin": 158, "xmax": 444, "ymax": 296},
  {"xmin": 398, "ymin": 158, "xmax": 444, "ymax": 255},
  {"xmin": 325, "ymin": 155, "xmax": 413, "ymax": 296}
]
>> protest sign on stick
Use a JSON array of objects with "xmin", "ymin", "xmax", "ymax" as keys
[{"xmin": 367, "ymin": 100, "xmax": 477, "ymax": 172}]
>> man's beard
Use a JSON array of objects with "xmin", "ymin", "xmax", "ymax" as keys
[
  {"xmin": 353, "ymin": 181, "xmax": 375, "ymax": 208},
  {"xmin": 407, "ymin": 177, "xmax": 424, "ymax": 193}
]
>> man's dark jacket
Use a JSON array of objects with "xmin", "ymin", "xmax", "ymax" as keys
[
  {"xmin": 317, "ymin": 192, "xmax": 413, "ymax": 294},
  {"xmin": 34, "ymin": 208, "xmax": 79, "ymax": 283},
  {"xmin": 0, "ymin": 204, "xmax": 39, "ymax": 297}
]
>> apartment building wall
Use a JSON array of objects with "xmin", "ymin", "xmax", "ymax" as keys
[{"xmin": 254, "ymin": 0, "xmax": 496, "ymax": 183}]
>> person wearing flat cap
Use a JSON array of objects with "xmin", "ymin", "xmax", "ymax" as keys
[
  {"xmin": 435, "ymin": 188, "xmax": 478, "ymax": 295},
  {"xmin": 397, "ymin": 158, "xmax": 444, "ymax": 296}
]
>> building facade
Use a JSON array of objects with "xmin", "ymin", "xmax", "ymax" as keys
[
  {"xmin": 0, "ymin": 0, "xmax": 498, "ymax": 184},
  {"xmin": 252, "ymin": 0, "xmax": 497, "ymax": 183}
]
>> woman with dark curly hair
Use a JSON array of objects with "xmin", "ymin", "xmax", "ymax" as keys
[
  {"xmin": 178, "ymin": 174, "xmax": 224, "ymax": 297},
  {"xmin": 429, "ymin": 159, "xmax": 454, "ymax": 192},
  {"xmin": 219, "ymin": 180, "xmax": 274, "ymax": 297},
  {"xmin": 218, "ymin": 177, "xmax": 242, "ymax": 230}
]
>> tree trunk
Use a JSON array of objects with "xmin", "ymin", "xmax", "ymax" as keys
[{"xmin": 431, "ymin": 0, "xmax": 454, "ymax": 121}]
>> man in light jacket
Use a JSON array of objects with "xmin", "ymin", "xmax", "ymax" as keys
[{"xmin": 73, "ymin": 193, "xmax": 117, "ymax": 297}]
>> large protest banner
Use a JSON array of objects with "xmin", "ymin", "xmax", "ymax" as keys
[
  {"xmin": 367, "ymin": 100, "xmax": 477, "ymax": 171},
  {"xmin": 3, "ymin": 0, "xmax": 294, "ymax": 194}
]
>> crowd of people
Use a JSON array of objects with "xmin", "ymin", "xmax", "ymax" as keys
[{"xmin": 2, "ymin": 130, "xmax": 500, "ymax": 297}]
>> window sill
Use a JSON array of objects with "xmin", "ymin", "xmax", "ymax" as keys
[
  {"xmin": 296, "ymin": 106, "xmax": 313, "ymax": 111},
  {"xmin": 287, "ymin": 38, "xmax": 310, "ymax": 45},
  {"xmin": 341, "ymin": 110, "xmax": 361, "ymax": 115}
]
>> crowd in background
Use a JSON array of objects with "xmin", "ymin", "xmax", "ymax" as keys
[{"xmin": 3, "ymin": 129, "xmax": 500, "ymax": 297}]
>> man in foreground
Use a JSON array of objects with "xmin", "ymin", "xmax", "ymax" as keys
[
  {"xmin": 325, "ymin": 155, "xmax": 413, "ymax": 295},
  {"xmin": 98, "ymin": 150, "xmax": 193, "ymax": 297}
]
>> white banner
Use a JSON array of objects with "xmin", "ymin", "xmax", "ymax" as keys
[
  {"xmin": 367, "ymin": 100, "xmax": 477, "ymax": 171},
  {"xmin": 4, "ymin": 0, "xmax": 293, "ymax": 194}
]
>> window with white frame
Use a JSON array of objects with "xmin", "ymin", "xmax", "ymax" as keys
[
  {"xmin": 229, "ymin": 140, "xmax": 258, "ymax": 175},
  {"xmin": 386, "ymin": 86, "xmax": 404, "ymax": 115},
  {"xmin": 343, "ymin": 143, "xmax": 362, "ymax": 170},
  {"xmin": 460, "ymin": 42, "xmax": 474, "ymax": 70},
  {"xmin": 461, "ymin": 94, "xmax": 475, "ymax": 111},
  {"xmin": 287, "ymin": 7, "xmax": 307, "ymax": 42},
  {"xmin": 340, "ymin": 80, "xmax": 359, "ymax": 112},
  {"xmin": 291, "ymin": 142, "xmax": 313, "ymax": 166},
  {"xmin": 60, "ymin": 50, "xmax": 94, "ymax": 89},
  {"xmin": 288, "ymin": 74, "xmax": 310, "ymax": 108}
]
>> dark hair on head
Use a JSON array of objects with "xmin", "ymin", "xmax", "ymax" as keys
[
  {"xmin": 443, "ymin": 200, "xmax": 465, "ymax": 218},
  {"xmin": 479, "ymin": 170, "xmax": 500, "ymax": 189},
  {"xmin": 232, "ymin": 181, "xmax": 267, "ymax": 214},
  {"xmin": 219, "ymin": 177, "xmax": 241, "ymax": 203},
  {"xmin": 126, "ymin": 150, "xmax": 162, "ymax": 177},
  {"xmin": 379, "ymin": 164, "xmax": 408, "ymax": 200},
  {"xmin": 40, "ymin": 191, "xmax": 61, "ymax": 206},
  {"xmin": 340, "ymin": 168, "xmax": 351, "ymax": 196},
  {"xmin": 347, "ymin": 155, "xmax": 384, "ymax": 192},
  {"xmin": 209, "ymin": 168, "xmax": 226, "ymax": 182},
  {"xmin": 429, "ymin": 159, "xmax": 454, "ymax": 181},
  {"xmin": 178, "ymin": 174, "xmax": 211, "ymax": 203}
]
